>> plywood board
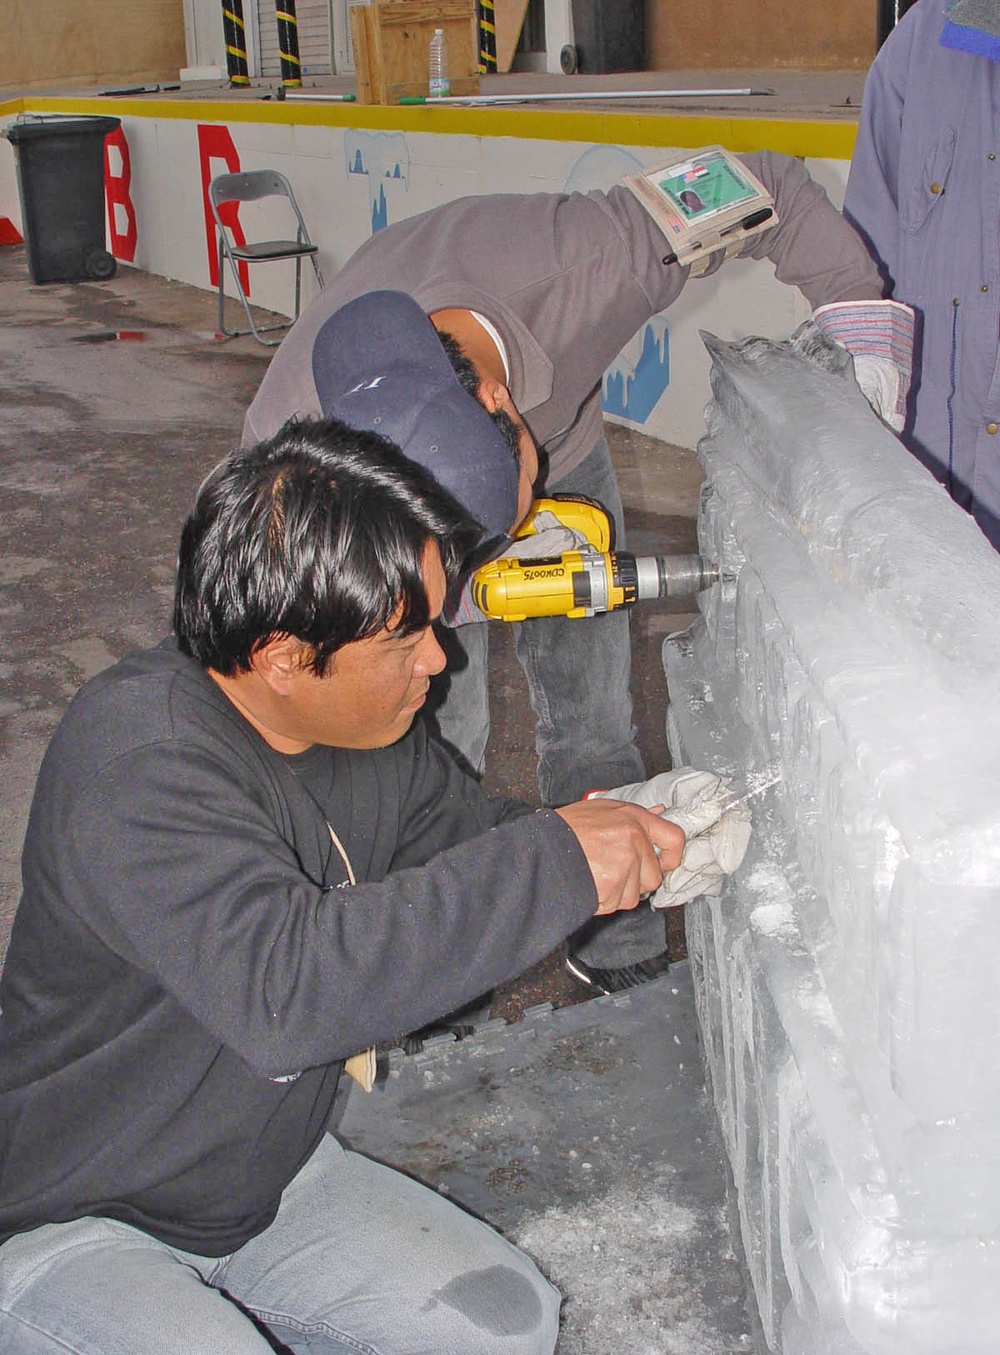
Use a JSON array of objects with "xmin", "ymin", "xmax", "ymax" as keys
[
  {"xmin": 493, "ymin": 0, "xmax": 529, "ymax": 73},
  {"xmin": 349, "ymin": 3, "xmax": 376, "ymax": 102}
]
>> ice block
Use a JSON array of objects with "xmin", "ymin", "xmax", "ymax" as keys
[{"xmin": 666, "ymin": 325, "xmax": 1000, "ymax": 1353}]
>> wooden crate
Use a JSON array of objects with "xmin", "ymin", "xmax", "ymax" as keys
[{"xmin": 350, "ymin": 0, "xmax": 480, "ymax": 105}]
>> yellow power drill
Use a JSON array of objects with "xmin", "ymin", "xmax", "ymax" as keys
[{"xmin": 471, "ymin": 497, "xmax": 720, "ymax": 622}]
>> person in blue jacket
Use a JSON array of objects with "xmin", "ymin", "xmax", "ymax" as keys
[{"xmin": 845, "ymin": 0, "xmax": 1000, "ymax": 547}]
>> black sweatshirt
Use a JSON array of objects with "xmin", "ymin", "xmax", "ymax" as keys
[{"xmin": 0, "ymin": 642, "xmax": 596, "ymax": 1255}]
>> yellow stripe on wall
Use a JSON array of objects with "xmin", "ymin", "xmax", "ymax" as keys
[{"xmin": 1, "ymin": 95, "xmax": 858, "ymax": 160}]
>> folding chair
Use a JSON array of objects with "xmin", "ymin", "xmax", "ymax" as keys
[{"xmin": 209, "ymin": 169, "xmax": 324, "ymax": 346}]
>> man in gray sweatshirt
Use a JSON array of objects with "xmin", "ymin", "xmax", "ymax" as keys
[{"xmin": 243, "ymin": 152, "xmax": 910, "ymax": 990}]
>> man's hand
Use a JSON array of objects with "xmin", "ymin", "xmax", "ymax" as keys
[
  {"xmin": 587, "ymin": 768, "xmax": 754, "ymax": 908},
  {"xmin": 555, "ymin": 799, "xmax": 684, "ymax": 916}
]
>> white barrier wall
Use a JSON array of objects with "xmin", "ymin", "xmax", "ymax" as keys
[
  {"xmin": 666, "ymin": 327, "xmax": 1000, "ymax": 1353},
  {"xmin": 0, "ymin": 99, "xmax": 850, "ymax": 450}
]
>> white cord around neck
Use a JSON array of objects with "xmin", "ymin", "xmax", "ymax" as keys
[{"xmin": 326, "ymin": 821, "xmax": 356, "ymax": 886}]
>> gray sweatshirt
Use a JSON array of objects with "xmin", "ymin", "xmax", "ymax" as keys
[{"xmin": 243, "ymin": 151, "xmax": 882, "ymax": 480}]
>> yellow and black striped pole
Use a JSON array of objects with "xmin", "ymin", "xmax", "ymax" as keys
[
  {"xmin": 221, "ymin": 0, "xmax": 250, "ymax": 86},
  {"xmin": 275, "ymin": 0, "xmax": 303, "ymax": 87},
  {"xmin": 478, "ymin": 0, "xmax": 497, "ymax": 72}
]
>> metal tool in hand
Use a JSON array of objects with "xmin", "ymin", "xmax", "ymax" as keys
[{"xmin": 711, "ymin": 769, "xmax": 781, "ymax": 824}]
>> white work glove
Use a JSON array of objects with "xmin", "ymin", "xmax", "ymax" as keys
[
  {"xmin": 588, "ymin": 768, "xmax": 752, "ymax": 909},
  {"xmin": 812, "ymin": 299, "xmax": 916, "ymax": 433},
  {"xmin": 501, "ymin": 510, "xmax": 589, "ymax": 560}
]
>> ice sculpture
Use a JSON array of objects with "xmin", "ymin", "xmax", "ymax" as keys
[{"xmin": 665, "ymin": 325, "xmax": 1000, "ymax": 1354}]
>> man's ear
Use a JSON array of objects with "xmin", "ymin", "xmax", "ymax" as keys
[
  {"xmin": 250, "ymin": 634, "xmax": 309, "ymax": 695},
  {"xmin": 476, "ymin": 375, "xmax": 511, "ymax": 415}
]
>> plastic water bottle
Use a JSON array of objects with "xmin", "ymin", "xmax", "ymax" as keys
[{"xmin": 428, "ymin": 28, "xmax": 450, "ymax": 99}]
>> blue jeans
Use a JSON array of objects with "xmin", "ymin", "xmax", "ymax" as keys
[
  {"xmin": 0, "ymin": 1134, "xmax": 560, "ymax": 1355},
  {"xmin": 432, "ymin": 435, "xmax": 666, "ymax": 969}
]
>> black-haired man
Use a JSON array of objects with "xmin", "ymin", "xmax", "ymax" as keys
[{"xmin": 0, "ymin": 419, "xmax": 687, "ymax": 1355}]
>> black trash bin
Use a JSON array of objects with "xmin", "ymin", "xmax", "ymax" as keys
[
  {"xmin": 569, "ymin": 0, "xmax": 645, "ymax": 73},
  {"xmin": 4, "ymin": 116, "xmax": 121, "ymax": 284}
]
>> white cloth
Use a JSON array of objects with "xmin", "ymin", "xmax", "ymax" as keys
[
  {"xmin": 589, "ymin": 768, "xmax": 752, "ymax": 908},
  {"xmin": 499, "ymin": 510, "xmax": 589, "ymax": 561}
]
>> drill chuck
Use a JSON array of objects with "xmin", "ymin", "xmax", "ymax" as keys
[{"xmin": 634, "ymin": 553, "xmax": 720, "ymax": 601}]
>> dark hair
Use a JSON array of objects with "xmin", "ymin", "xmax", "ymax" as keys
[
  {"xmin": 173, "ymin": 418, "xmax": 480, "ymax": 677},
  {"xmin": 436, "ymin": 329, "xmax": 522, "ymax": 471}
]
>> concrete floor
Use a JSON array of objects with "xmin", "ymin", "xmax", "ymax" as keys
[
  {"xmin": 0, "ymin": 245, "xmax": 753, "ymax": 1352},
  {"xmin": 0, "ymin": 246, "xmax": 273, "ymax": 949},
  {"xmin": 338, "ymin": 966, "xmax": 757, "ymax": 1354}
]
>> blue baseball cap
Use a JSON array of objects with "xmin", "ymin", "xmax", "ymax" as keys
[{"xmin": 312, "ymin": 290, "xmax": 519, "ymax": 539}]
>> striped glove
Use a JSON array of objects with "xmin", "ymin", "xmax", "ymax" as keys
[{"xmin": 813, "ymin": 299, "xmax": 916, "ymax": 433}]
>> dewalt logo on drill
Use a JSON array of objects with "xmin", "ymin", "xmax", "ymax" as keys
[{"xmin": 522, "ymin": 564, "xmax": 566, "ymax": 580}]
